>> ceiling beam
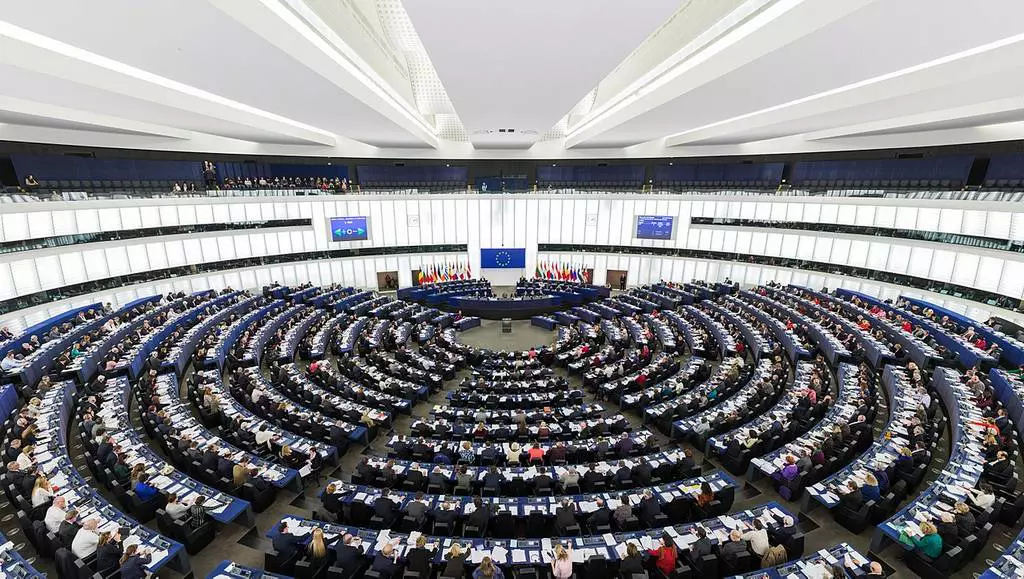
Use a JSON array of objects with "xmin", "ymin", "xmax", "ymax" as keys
[
  {"xmin": 665, "ymin": 32, "xmax": 1024, "ymax": 147},
  {"xmin": 208, "ymin": 0, "xmax": 440, "ymax": 149},
  {"xmin": 0, "ymin": 96, "xmax": 191, "ymax": 139},
  {"xmin": 802, "ymin": 96, "xmax": 1024, "ymax": 141},
  {"xmin": 564, "ymin": 0, "xmax": 880, "ymax": 149},
  {"xmin": 0, "ymin": 20, "xmax": 339, "ymax": 147}
]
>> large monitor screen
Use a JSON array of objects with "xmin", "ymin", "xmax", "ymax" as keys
[
  {"xmin": 329, "ymin": 216, "xmax": 368, "ymax": 242},
  {"xmin": 636, "ymin": 216, "xmax": 674, "ymax": 240}
]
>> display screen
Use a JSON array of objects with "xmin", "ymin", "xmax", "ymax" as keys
[
  {"xmin": 329, "ymin": 217, "xmax": 368, "ymax": 242},
  {"xmin": 636, "ymin": 216, "xmax": 674, "ymax": 240},
  {"xmin": 480, "ymin": 248, "xmax": 527, "ymax": 268}
]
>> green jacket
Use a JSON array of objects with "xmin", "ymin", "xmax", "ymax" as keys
[{"xmin": 908, "ymin": 532, "xmax": 942, "ymax": 558}]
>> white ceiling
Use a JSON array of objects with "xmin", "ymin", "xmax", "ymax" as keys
[
  {"xmin": 0, "ymin": 0, "xmax": 1023, "ymax": 159},
  {"xmin": 403, "ymin": 0, "xmax": 681, "ymax": 148}
]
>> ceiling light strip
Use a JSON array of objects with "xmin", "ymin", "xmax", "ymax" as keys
[{"xmin": 272, "ymin": 0, "xmax": 438, "ymax": 138}]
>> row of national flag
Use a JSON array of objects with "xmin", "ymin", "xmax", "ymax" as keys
[
  {"xmin": 417, "ymin": 263, "xmax": 471, "ymax": 284},
  {"xmin": 535, "ymin": 261, "xmax": 590, "ymax": 283}
]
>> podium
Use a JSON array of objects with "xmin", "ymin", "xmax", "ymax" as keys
[{"xmin": 501, "ymin": 318, "xmax": 512, "ymax": 333}]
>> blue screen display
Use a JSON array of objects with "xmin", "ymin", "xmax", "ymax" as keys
[
  {"xmin": 480, "ymin": 248, "xmax": 527, "ymax": 268},
  {"xmin": 636, "ymin": 216, "xmax": 674, "ymax": 240},
  {"xmin": 329, "ymin": 217, "xmax": 368, "ymax": 241}
]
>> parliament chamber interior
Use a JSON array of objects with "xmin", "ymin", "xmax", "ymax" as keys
[{"xmin": 4, "ymin": 2, "xmax": 1024, "ymax": 579}]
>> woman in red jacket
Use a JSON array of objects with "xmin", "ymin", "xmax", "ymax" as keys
[{"xmin": 647, "ymin": 533, "xmax": 677, "ymax": 576}]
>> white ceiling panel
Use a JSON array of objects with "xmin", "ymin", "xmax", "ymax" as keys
[
  {"xmin": 577, "ymin": 0, "xmax": 1024, "ymax": 148},
  {"xmin": 405, "ymin": 0, "xmax": 681, "ymax": 146},
  {"xmin": 0, "ymin": 0, "xmax": 429, "ymax": 147}
]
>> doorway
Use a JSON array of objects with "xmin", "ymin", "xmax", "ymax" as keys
[
  {"xmin": 377, "ymin": 271, "xmax": 399, "ymax": 291},
  {"xmin": 606, "ymin": 269, "xmax": 628, "ymax": 291}
]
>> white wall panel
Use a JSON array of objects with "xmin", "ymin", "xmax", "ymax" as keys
[
  {"xmin": 937, "ymin": 209, "xmax": 964, "ymax": 234},
  {"xmin": 59, "ymin": 253, "xmax": 86, "ymax": 286},
  {"xmin": 2, "ymin": 213, "xmax": 30, "ymax": 242},
  {"xmin": 976, "ymin": 256, "xmax": 1003, "ymax": 292},
  {"xmin": 929, "ymin": 249, "xmax": 955, "ymax": 282},
  {"xmin": 952, "ymin": 253, "xmax": 980, "ymax": 287},
  {"xmin": 988, "ymin": 211, "xmax": 1012, "ymax": 239},
  {"xmin": 874, "ymin": 206, "xmax": 896, "ymax": 229},
  {"xmin": 35, "ymin": 256, "xmax": 62, "ymax": 290},
  {"xmin": 866, "ymin": 242, "xmax": 889, "ymax": 270},
  {"xmin": 887, "ymin": 245, "xmax": 911, "ymax": 274},
  {"xmin": 813, "ymin": 237, "xmax": 832, "ymax": 262},
  {"xmin": 848, "ymin": 240, "xmax": 870, "ymax": 268},
  {"xmin": 3, "ymin": 195, "xmax": 1024, "ymax": 317},
  {"xmin": 105, "ymin": 246, "xmax": 130, "ymax": 276},
  {"xmin": 917, "ymin": 208, "xmax": 940, "ymax": 232},
  {"xmin": 125, "ymin": 245, "xmax": 149, "ymax": 273},
  {"xmin": 146, "ymin": 243, "xmax": 168, "ymax": 270},
  {"xmin": 999, "ymin": 261, "xmax": 1024, "ymax": 298},
  {"xmin": 907, "ymin": 247, "xmax": 932, "ymax": 278}
]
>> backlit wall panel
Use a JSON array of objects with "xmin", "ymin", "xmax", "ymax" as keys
[{"xmin": 1, "ymin": 194, "xmax": 1023, "ymax": 308}]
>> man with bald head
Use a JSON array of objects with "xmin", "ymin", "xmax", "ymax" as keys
[{"xmin": 334, "ymin": 533, "xmax": 364, "ymax": 577}]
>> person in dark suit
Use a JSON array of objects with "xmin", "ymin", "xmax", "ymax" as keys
[
  {"xmin": 374, "ymin": 490, "xmax": 398, "ymax": 526},
  {"xmin": 405, "ymin": 535, "xmax": 434, "ymax": 576},
  {"xmin": 935, "ymin": 512, "xmax": 959, "ymax": 547},
  {"xmin": 334, "ymin": 534, "xmax": 365, "ymax": 576},
  {"xmin": 533, "ymin": 466, "xmax": 554, "ymax": 493},
  {"xmin": 272, "ymin": 521, "xmax": 302, "ymax": 559},
  {"xmin": 954, "ymin": 502, "xmax": 976, "ymax": 536},
  {"xmin": 58, "ymin": 510, "xmax": 80, "ymax": 548},
  {"xmin": 618, "ymin": 542, "xmax": 645, "ymax": 576},
  {"xmin": 911, "ymin": 443, "xmax": 929, "ymax": 466},
  {"xmin": 583, "ymin": 464, "xmax": 603, "ymax": 489},
  {"xmin": 428, "ymin": 466, "xmax": 448, "ymax": 490},
  {"xmin": 632, "ymin": 458, "xmax": 653, "ymax": 486},
  {"xmin": 615, "ymin": 433, "xmax": 634, "ymax": 457},
  {"xmin": 769, "ymin": 516, "xmax": 797, "ymax": 547},
  {"xmin": 406, "ymin": 492, "xmax": 429, "ymax": 523},
  {"xmin": 466, "ymin": 497, "xmax": 492, "ymax": 531},
  {"xmin": 407, "ymin": 438, "xmax": 428, "ymax": 461},
  {"xmin": 94, "ymin": 531, "xmax": 123, "ymax": 573},
  {"xmin": 355, "ymin": 457, "xmax": 377, "ymax": 481},
  {"xmin": 986, "ymin": 451, "xmax": 1013, "ymax": 482},
  {"xmin": 678, "ymin": 449, "xmax": 697, "ymax": 474},
  {"xmin": 690, "ymin": 527, "xmax": 713, "ymax": 559},
  {"xmin": 372, "ymin": 542, "xmax": 404, "ymax": 579},
  {"xmin": 482, "ymin": 466, "xmax": 504, "ymax": 491},
  {"xmin": 118, "ymin": 544, "xmax": 151, "ymax": 579},
  {"xmin": 588, "ymin": 498, "xmax": 612, "ymax": 530},
  {"xmin": 614, "ymin": 461, "xmax": 632, "ymax": 485},
  {"xmin": 405, "ymin": 464, "xmax": 426, "ymax": 490},
  {"xmin": 202, "ymin": 447, "xmax": 220, "ymax": 471},
  {"xmin": 837, "ymin": 481, "xmax": 864, "ymax": 512},
  {"xmin": 718, "ymin": 529, "xmax": 749, "ymax": 563},
  {"xmin": 433, "ymin": 500, "xmax": 459, "ymax": 527},
  {"xmin": 638, "ymin": 490, "xmax": 661, "ymax": 523},
  {"xmin": 96, "ymin": 437, "xmax": 114, "ymax": 464},
  {"xmin": 322, "ymin": 483, "xmax": 343, "ymax": 516},
  {"xmin": 554, "ymin": 499, "xmax": 577, "ymax": 534}
]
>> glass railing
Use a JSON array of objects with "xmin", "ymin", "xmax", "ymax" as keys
[
  {"xmin": 0, "ymin": 243, "xmax": 467, "ymax": 316},
  {"xmin": 0, "ymin": 219, "xmax": 311, "ymax": 255},
  {"xmin": 690, "ymin": 217, "xmax": 1024, "ymax": 254},
  {"xmin": 538, "ymin": 243, "xmax": 1023, "ymax": 312}
]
